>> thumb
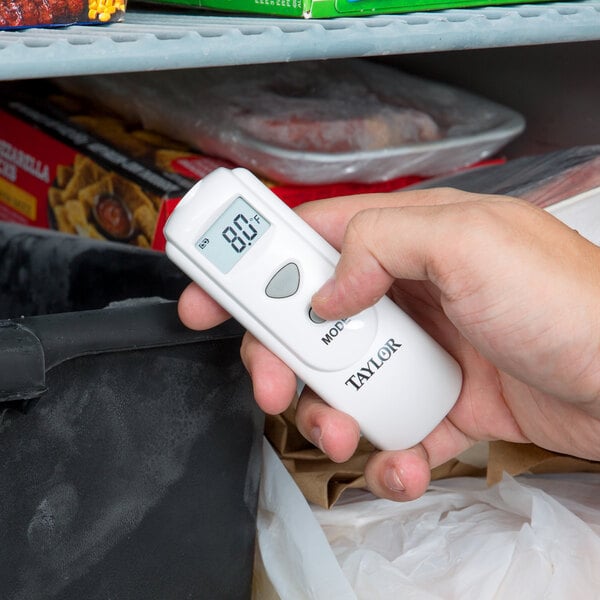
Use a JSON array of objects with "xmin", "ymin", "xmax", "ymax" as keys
[
  {"xmin": 311, "ymin": 205, "xmax": 438, "ymax": 319},
  {"xmin": 311, "ymin": 202, "xmax": 467, "ymax": 320}
]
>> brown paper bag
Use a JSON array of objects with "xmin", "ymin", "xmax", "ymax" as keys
[
  {"xmin": 265, "ymin": 409, "xmax": 600, "ymax": 509},
  {"xmin": 265, "ymin": 409, "xmax": 484, "ymax": 508},
  {"xmin": 487, "ymin": 441, "xmax": 600, "ymax": 484}
]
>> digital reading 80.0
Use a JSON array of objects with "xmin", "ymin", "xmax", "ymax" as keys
[{"xmin": 196, "ymin": 195, "xmax": 270, "ymax": 273}]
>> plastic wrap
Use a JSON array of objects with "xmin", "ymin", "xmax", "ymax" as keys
[
  {"xmin": 413, "ymin": 145, "xmax": 600, "ymax": 208},
  {"xmin": 55, "ymin": 60, "xmax": 524, "ymax": 185}
]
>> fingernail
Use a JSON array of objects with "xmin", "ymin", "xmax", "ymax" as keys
[
  {"xmin": 314, "ymin": 277, "xmax": 335, "ymax": 301},
  {"xmin": 384, "ymin": 468, "xmax": 406, "ymax": 492},
  {"xmin": 311, "ymin": 427, "xmax": 325, "ymax": 453}
]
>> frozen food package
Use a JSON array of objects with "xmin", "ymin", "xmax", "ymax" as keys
[
  {"xmin": 0, "ymin": 0, "xmax": 126, "ymax": 29},
  {"xmin": 54, "ymin": 61, "xmax": 524, "ymax": 185},
  {"xmin": 412, "ymin": 145, "xmax": 600, "ymax": 208}
]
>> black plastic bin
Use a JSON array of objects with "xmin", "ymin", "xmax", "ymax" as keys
[{"xmin": 0, "ymin": 223, "xmax": 264, "ymax": 600}]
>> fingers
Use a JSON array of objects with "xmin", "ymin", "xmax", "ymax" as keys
[
  {"xmin": 295, "ymin": 187, "xmax": 476, "ymax": 251},
  {"xmin": 241, "ymin": 328, "xmax": 477, "ymax": 502},
  {"xmin": 178, "ymin": 282, "xmax": 230, "ymax": 330},
  {"xmin": 240, "ymin": 332, "xmax": 298, "ymax": 415},
  {"xmin": 363, "ymin": 418, "xmax": 475, "ymax": 501},
  {"xmin": 179, "ymin": 286, "xmax": 301, "ymax": 415},
  {"xmin": 310, "ymin": 201, "xmax": 464, "ymax": 321},
  {"xmin": 293, "ymin": 390, "xmax": 477, "ymax": 501},
  {"xmin": 311, "ymin": 206, "xmax": 399, "ymax": 320},
  {"xmin": 306, "ymin": 188, "xmax": 540, "ymax": 324},
  {"xmin": 364, "ymin": 447, "xmax": 433, "ymax": 501},
  {"xmin": 242, "ymin": 331, "xmax": 475, "ymax": 502},
  {"xmin": 295, "ymin": 387, "xmax": 361, "ymax": 463}
]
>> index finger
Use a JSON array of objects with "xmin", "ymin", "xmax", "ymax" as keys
[{"xmin": 295, "ymin": 187, "xmax": 484, "ymax": 250}]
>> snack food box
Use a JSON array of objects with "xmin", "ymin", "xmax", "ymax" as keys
[
  {"xmin": 0, "ymin": 0, "xmax": 126, "ymax": 30},
  {"xmin": 143, "ymin": 0, "xmax": 549, "ymax": 19},
  {"xmin": 0, "ymin": 89, "xmax": 200, "ymax": 249},
  {"xmin": 0, "ymin": 85, "xmax": 438, "ymax": 250}
]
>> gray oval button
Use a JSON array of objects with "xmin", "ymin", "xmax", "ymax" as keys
[
  {"xmin": 266, "ymin": 262, "xmax": 300, "ymax": 299},
  {"xmin": 308, "ymin": 306, "xmax": 326, "ymax": 324}
]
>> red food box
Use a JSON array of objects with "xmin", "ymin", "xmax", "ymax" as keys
[
  {"xmin": 0, "ymin": 88, "xmax": 203, "ymax": 249},
  {"xmin": 0, "ymin": 85, "xmax": 437, "ymax": 251},
  {"xmin": 0, "ymin": 0, "xmax": 126, "ymax": 30}
]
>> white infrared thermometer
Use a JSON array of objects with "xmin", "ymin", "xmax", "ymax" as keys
[{"xmin": 164, "ymin": 167, "xmax": 462, "ymax": 450}]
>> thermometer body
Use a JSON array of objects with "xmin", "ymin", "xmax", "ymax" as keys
[{"xmin": 164, "ymin": 167, "xmax": 462, "ymax": 450}]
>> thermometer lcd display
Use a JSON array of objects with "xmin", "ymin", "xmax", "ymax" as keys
[{"xmin": 196, "ymin": 196, "xmax": 270, "ymax": 273}]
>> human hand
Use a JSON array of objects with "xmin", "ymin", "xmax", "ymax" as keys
[{"xmin": 178, "ymin": 188, "xmax": 600, "ymax": 501}]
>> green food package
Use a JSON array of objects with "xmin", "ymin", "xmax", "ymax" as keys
[{"xmin": 146, "ymin": 0, "xmax": 551, "ymax": 19}]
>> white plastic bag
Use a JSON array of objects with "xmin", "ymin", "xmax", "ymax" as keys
[
  {"xmin": 257, "ymin": 441, "xmax": 356, "ymax": 600},
  {"xmin": 258, "ymin": 441, "xmax": 600, "ymax": 599},
  {"xmin": 313, "ymin": 474, "xmax": 600, "ymax": 599}
]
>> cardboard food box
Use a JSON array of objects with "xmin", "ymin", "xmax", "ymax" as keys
[
  {"xmin": 0, "ymin": 89, "xmax": 206, "ymax": 249},
  {"xmin": 0, "ymin": 84, "xmax": 436, "ymax": 251},
  {"xmin": 142, "ymin": 0, "xmax": 549, "ymax": 19},
  {"xmin": 0, "ymin": 0, "xmax": 126, "ymax": 30}
]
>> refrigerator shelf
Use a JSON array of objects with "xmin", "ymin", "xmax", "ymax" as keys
[{"xmin": 0, "ymin": 1, "xmax": 599, "ymax": 80}]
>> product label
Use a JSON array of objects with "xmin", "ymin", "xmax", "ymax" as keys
[
  {"xmin": 344, "ymin": 338, "xmax": 402, "ymax": 391},
  {"xmin": 0, "ymin": 177, "xmax": 37, "ymax": 220},
  {"xmin": 0, "ymin": 108, "xmax": 75, "ymax": 227},
  {"xmin": 0, "ymin": 98, "xmax": 181, "ymax": 246},
  {"xmin": 0, "ymin": 156, "xmax": 17, "ymax": 183},
  {"xmin": 0, "ymin": 139, "xmax": 50, "ymax": 183},
  {"xmin": 7, "ymin": 101, "xmax": 189, "ymax": 197},
  {"xmin": 320, "ymin": 318, "xmax": 351, "ymax": 345}
]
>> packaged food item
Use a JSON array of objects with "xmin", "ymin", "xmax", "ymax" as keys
[
  {"xmin": 0, "ymin": 87, "xmax": 201, "ymax": 248},
  {"xmin": 140, "ymin": 0, "xmax": 550, "ymax": 20},
  {"xmin": 55, "ymin": 60, "xmax": 524, "ymax": 185},
  {"xmin": 0, "ymin": 0, "xmax": 125, "ymax": 29},
  {"xmin": 412, "ymin": 145, "xmax": 600, "ymax": 208},
  {"xmin": 0, "ymin": 82, "xmax": 449, "ymax": 249}
]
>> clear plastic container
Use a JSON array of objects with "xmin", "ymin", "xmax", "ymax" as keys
[{"xmin": 56, "ymin": 60, "xmax": 525, "ymax": 185}]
